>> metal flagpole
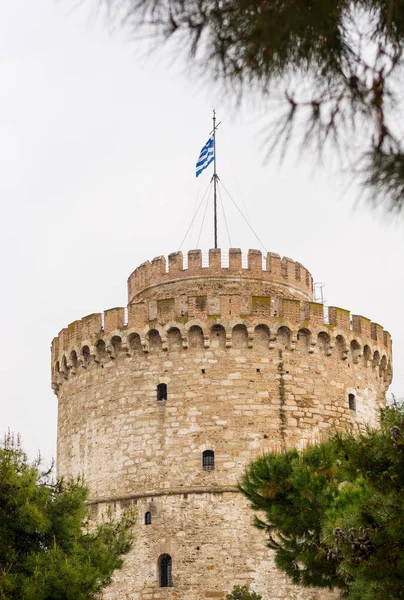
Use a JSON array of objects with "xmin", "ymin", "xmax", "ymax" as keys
[{"xmin": 212, "ymin": 109, "xmax": 220, "ymax": 249}]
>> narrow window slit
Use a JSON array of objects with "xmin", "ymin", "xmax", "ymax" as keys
[
  {"xmin": 159, "ymin": 554, "xmax": 172, "ymax": 587},
  {"xmin": 157, "ymin": 383, "xmax": 167, "ymax": 401},
  {"xmin": 348, "ymin": 393, "xmax": 356, "ymax": 411}
]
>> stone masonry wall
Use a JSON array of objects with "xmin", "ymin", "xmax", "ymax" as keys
[
  {"xmin": 98, "ymin": 492, "xmax": 340, "ymax": 600},
  {"xmin": 52, "ymin": 248, "xmax": 392, "ymax": 600}
]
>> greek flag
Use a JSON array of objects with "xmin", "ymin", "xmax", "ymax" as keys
[{"xmin": 196, "ymin": 137, "xmax": 214, "ymax": 177}]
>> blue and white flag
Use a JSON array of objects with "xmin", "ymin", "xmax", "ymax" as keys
[{"xmin": 196, "ymin": 137, "xmax": 214, "ymax": 177}]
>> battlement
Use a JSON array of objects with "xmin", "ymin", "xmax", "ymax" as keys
[
  {"xmin": 127, "ymin": 249, "xmax": 314, "ymax": 303},
  {"xmin": 51, "ymin": 293, "xmax": 392, "ymax": 392}
]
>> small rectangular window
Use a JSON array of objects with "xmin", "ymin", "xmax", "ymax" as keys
[
  {"xmin": 348, "ymin": 393, "xmax": 356, "ymax": 411},
  {"xmin": 202, "ymin": 450, "xmax": 215, "ymax": 471},
  {"xmin": 157, "ymin": 383, "xmax": 167, "ymax": 401}
]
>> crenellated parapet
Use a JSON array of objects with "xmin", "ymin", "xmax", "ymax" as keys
[
  {"xmin": 127, "ymin": 249, "xmax": 314, "ymax": 303},
  {"xmin": 51, "ymin": 296, "xmax": 392, "ymax": 393}
]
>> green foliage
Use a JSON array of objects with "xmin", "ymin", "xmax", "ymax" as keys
[
  {"xmin": 0, "ymin": 432, "xmax": 135, "ymax": 600},
  {"xmin": 225, "ymin": 585, "xmax": 262, "ymax": 600},
  {"xmin": 96, "ymin": 0, "xmax": 404, "ymax": 212},
  {"xmin": 239, "ymin": 404, "xmax": 404, "ymax": 599}
]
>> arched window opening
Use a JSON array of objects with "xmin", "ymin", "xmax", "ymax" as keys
[
  {"xmin": 128, "ymin": 333, "xmax": 142, "ymax": 353},
  {"xmin": 111, "ymin": 335, "xmax": 122, "ymax": 354},
  {"xmin": 81, "ymin": 345, "xmax": 91, "ymax": 368},
  {"xmin": 61, "ymin": 355, "xmax": 69, "ymax": 378},
  {"xmin": 159, "ymin": 554, "xmax": 172, "ymax": 588},
  {"xmin": 386, "ymin": 361, "xmax": 393, "ymax": 382},
  {"xmin": 188, "ymin": 325, "xmax": 204, "ymax": 349},
  {"xmin": 232, "ymin": 324, "xmax": 248, "ymax": 349},
  {"xmin": 145, "ymin": 511, "xmax": 151, "ymax": 525},
  {"xmin": 69, "ymin": 350, "xmax": 78, "ymax": 369},
  {"xmin": 157, "ymin": 383, "xmax": 167, "ymax": 401},
  {"xmin": 350, "ymin": 340, "xmax": 361, "ymax": 364},
  {"xmin": 317, "ymin": 332, "xmax": 331, "ymax": 355},
  {"xmin": 210, "ymin": 324, "xmax": 226, "ymax": 348},
  {"xmin": 254, "ymin": 325, "xmax": 269, "ymax": 348},
  {"xmin": 277, "ymin": 326, "xmax": 291, "ymax": 349},
  {"xmin": 379, "ymin": 355, "xmax": 387, "ymax": 378},
  {"xmin": 335, "ymin": 335, "xmax": 347, "ymax": 360},
  {"xmin": 148, "ymin": 329, "xmax": 162, "ymax": 352},
  {"xmin": 348, "ymin": 393, "xmax": 356, "ymax": 411},
  {"xmin": 202, "ymin": 450, "xmax": 215, "ymax": 471},
  {"xmin": 297, "ymin": 328, "xmax": 311, "ymax": 350},
  {"xmin": 363, "ymin": 345, "xmax": 371, "ymax": 366},
  {"xmin": 96, "ymin": 339, "xmax": 107, "ymax": 361},
  {"xmin": 167, "ymin": 327, "xmax": 182, "ymax": 350}
]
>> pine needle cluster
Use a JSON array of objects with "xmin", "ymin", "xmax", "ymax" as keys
[
  {"xmin": 0, "ymin": 432, "xmax": 135, "ymax": 600},
  {"xmin": 97, "ymin": 0, "xmax": 404, "ymax": 212},
  {"xmin": 225, "ymin": 585, "xmax": 262, "ymax": 599},
  {"xmin": 239, "ymin": 404, "xmax": 404, "ymax": 599}
]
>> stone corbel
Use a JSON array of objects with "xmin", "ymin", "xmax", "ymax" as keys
[
  {"xmin": 66, "ymin": 360, "xmax": 76, "ymax": 375},
  {"xmin": 93, "ymin": 345, "xmax": 102, "ymax": 364},
  {"xmin": 77, "ymin": 354, "xmax": 86, "ymax": 368},
  {"xmin": 121, "ymin": 337, "xmax": 129, "ymax": 356},
  {"xmin": 309, "ymin": 340, "xmax": 317, "ymax": 354},
  {"xmin": 181, "ymin": 334, "xmax": 188, "ymax": 349},
  {"xmin": 106, "ymin": 343, "xmax": 116, "ymax": 359},
  {"xmin": 61, "ymin": 361, "xmax": 69, "ymax": 379}
]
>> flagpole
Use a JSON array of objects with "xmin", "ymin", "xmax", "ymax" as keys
[{"xmin": 213, "ymin": 109, "xmax": 218, "ymax": 249}]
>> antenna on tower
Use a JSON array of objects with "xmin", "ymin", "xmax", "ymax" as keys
[
  {"xmin": 314, "ymin": 282, "xmax": 329, "ymax": 324},
  {"xmin": 314, "ymin": 282, "xmax": 326, "ymax": 305}
]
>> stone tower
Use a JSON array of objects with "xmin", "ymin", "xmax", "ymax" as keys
[{"xmin": 51, "ymin": 248, "xmax": 392, "ymax": 600}]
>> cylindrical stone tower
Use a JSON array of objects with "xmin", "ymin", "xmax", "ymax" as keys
[{"xmin": 51, "ymin": 248, "xmax": 392, "ymax": 600}]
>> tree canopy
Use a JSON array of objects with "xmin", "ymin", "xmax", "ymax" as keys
[
  {"xmin": 239, "ymin": 404, "xmax": 404, "ymax": 599},
  {"xmin": 225, "ymin": 585, "xmax": 262, "ymax": 600},
  {"xmin": 96, "ymin": 0, "xmax": 404, "ymax": 212},
  {"xmin": 0, "ymin": 433, "xmax": 134, "ymax": 600}
]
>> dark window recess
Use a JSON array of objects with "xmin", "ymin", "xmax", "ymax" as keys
[
  {"xmin": 145, "ymin": 511, "xmax": 151, "ymax": 525},
  {"xmin": 348, "ymin": 393, "xmax": 356, "ymax": 410},
  {"xmin": 256, "ymin": 368, "xmax": 260, "ymax": 373},
  {"xmin": 202, "ymin": 450, "xmax": 215, "ymax": 471},
  {"xmin": 157, "ymin": 383, "xmax": 167, "ymax": 401},
  {"xmin": 159, "ymin": 554, "xmax": 173, "ymax": 587},
  {"xmin": 201, "ymin": 369, "xmax": 206, "ymax": 374}
]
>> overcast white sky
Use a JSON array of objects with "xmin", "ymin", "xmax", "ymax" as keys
[{"xmin": 1, "ymin": 0, "xmax": 403, "ymax": 464}]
